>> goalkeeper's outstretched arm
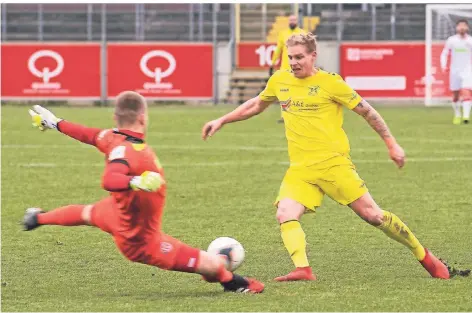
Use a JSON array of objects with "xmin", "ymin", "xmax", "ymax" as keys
[
  {"xmin": 57, "ymin": 120, "xmax": 102, "ymax": 146},
  {"xmin": 29, "ymin": 105, "xmax": 102, "ymax": 146}
]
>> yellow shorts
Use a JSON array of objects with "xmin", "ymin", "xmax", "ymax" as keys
[{"xmin": 275, "ymin": 156, "xmax": 368, "ymax": 211}]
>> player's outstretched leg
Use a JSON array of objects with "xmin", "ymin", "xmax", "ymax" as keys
[
  {"xmin": 23, "ymin": 208, "xmax": 44, "ymax": 231},
  {"xmin": 197, "ymin": 251, "xmax": 264, "ymax": 293},
  {"xmin": 349, "ymin": 193, "xmax": 450, "ymax": 279},
  {"xmin": 25, "ymin": 198, "xmax": 119, "ymax": 233},
  {"xmin": 23, "ymin": 205, "xmax": 89, "ymax": 231},
  {"xmin": 452, "ymin": 91, "xmax": 462, "ymax": 125},
  {"xmin": 118, "ymin": 234, "xmax": 264, "ymax": 294},
  {"xmin": 273, "ymin": 199, "xmax": 316, "ymax": 282}
]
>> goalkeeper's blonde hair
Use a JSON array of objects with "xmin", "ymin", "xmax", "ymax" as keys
[
  {"xmin": 114, "ymin": 91, "xmax": 147, "ymax": 127},
  {"xmin": 286, "ymin": 32, "xmax": 317, "ymax": 53}
]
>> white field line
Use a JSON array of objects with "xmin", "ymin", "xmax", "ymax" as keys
[
  {"xmin": 359, "ymin": 136, "xmax": 472, "ymax": 145},
  {"xmin": 0, "ymin": 144, "xmax": 288, "ymax": 151},
  {"xmin": 3, "ymin": 130, "xmax": 472, "ymax": 144},
  {"xmin": 1, "ymin": 143, "xmax": 470, "ymax": 155},
  {"xmin": 5, "ymin": 130, "xmax": 472, "ymax": 144},
  {"xmin": 10, "ymin": 156, "xmax": 472, "ymax": 169},
  {"xmin": 2, "ymin": 130, "xmax": 283, "ymax": 138}
]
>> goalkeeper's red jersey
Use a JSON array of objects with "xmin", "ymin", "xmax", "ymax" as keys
[{"xmin": 95, "ymin": 128, "xmax": 166, "ymax": 243}]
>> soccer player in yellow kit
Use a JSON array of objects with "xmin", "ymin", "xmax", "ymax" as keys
[
  {"xmin": 202, "ymin": 33, "xmax": 451, "ymax": 281},
  {"xmin": 270, "ymin": 15, "xmax": 305, "ymax": 75},
  {"xmin": 270, "ymin": 14, "xmax": 305, "ymax": 123}
]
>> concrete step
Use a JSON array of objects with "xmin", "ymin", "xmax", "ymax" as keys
[{"xmin": 225, "ymin": 70, "xmax": 270, "ymax": 105}]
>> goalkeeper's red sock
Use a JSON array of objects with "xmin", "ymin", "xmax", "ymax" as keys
[{"xmin": 37, "ymin": 205, "xmax": 86, "ymax": 226}]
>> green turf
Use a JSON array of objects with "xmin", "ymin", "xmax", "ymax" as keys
[{"xmin": 2, "ymin": 105, "xmax": 472, "ymax": 312}]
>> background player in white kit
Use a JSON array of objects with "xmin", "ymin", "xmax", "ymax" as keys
[{"xmin": 440, "ymin": 20, "xmax": 472, "ymax": 125}]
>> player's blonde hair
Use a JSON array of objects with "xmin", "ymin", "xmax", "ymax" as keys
[
  {"xmin": 114, "ymin": 91, "xmax": 147, "ymax": 127},
  {"xmin": 286, "ymin": 32, "xmax": 317, "ymax": 53}
]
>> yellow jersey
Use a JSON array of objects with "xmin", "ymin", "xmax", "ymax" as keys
[
  {"xmin": 271, "ymin": 27, "xmax": 305, "ymax": 71},
  {"xmin": 259, "ymin": 69, "xmax": 362, "ymax": 167}
]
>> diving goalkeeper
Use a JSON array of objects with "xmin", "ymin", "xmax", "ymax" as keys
[{"xmin": 24, "ymin": 91, "xmax": 264, "ymax": 293}]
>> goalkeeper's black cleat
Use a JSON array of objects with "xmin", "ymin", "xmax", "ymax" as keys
[
  {"xmin": 463, "ymin": 118, "xmax": 470, "ymax": 124},
  {"xmin": 23, "ymin": 208, "xmax": 44, "ymax": 231},
  {"xmin": 221, "ymin": 274, "xmax": 264, "ymax": 293}
]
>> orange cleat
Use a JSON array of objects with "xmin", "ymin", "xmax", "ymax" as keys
[
  {"xmin": 202, "ymin": 260, "xmax": 265, "ymax": 294},
  {"xmin": 244, "ymin": 278, "xmax": 265, "ymax": 293},
  {"xmin": 203, "ymin": 275, "xmax": 264, "ymax": 293},
  {"xmin": 221, "ymin": 275, "xmax": 265, "ymax": 294},
  {"xmin": 419, "ymin": 248, "xmax": 450, "ymax": 279},
  {"xmin": 274, "ymin": 266, "xmax": 317, "ymax": 282}
]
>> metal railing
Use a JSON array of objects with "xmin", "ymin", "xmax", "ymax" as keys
[
  {"xmin": 1, "ymin": 3, "xmax": 231, "ymax": 42},
  {"xmin": 1, "ymin": 3, "xmax": 429, "ymax": 44}
]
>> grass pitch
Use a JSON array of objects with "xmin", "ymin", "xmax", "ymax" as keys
[{"xmin": 2, "ymin": 104, "xmax": 472, "ymax": 311}]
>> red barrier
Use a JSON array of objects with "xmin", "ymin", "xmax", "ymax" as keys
[
  {"xmin": 340, "ymin": 42, "xmax": 449, "ymax": 98},
  {"xmin": 3, "ymin": 41, "xmax": 451, "ymax": 101},
  {"xmin": 107, "ymin": 43, "xmax": 213, "ymax": 99},
  {"xmin": 1, "ymin": 43, "xmax": 101, "ymax": 99},
  {"xmin": 237, "ymin": 42, "xmax": 278, "ymax": 69}
]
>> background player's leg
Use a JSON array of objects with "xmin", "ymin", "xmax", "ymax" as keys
[
  {"xmin": 451, "ymin": 74, "xmax": 462, "ymax": 124},
  {"xmin": 452, "ymin": 91, "xmax": 462, "ymax": 124},
  {"xmin": 460, "ymin": 89, "xmax": 471, "ymax": 124},
  {"xmin": 348, "ymin": 192, "xmax": 449, "ymax": 279}
]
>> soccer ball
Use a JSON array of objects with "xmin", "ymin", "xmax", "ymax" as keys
[{"xmin": 207, "ymin": 237, "xmax": 245, "ymax": 272}]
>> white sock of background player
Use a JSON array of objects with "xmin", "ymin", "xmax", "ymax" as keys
[
  {"xmin": 462, "ymin": 99, "xmax": 471, "ymax": 120},
  {"xmin": 452, "ymin": 101, "xmax": 462, "ymax": 118}
]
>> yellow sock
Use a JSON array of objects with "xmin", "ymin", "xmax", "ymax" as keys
[
  {"xmin": 280, "ymin": 220, "xmax": 309, "ymax": 267},
  {"xmin": 377, "ymin": 211, "xmax": 426, "ymax": 261}
]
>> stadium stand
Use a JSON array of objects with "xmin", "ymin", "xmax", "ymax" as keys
[
  {"xmin": 2, "ymin": 3, "xmax": 428, "ymax": 42},
  {"xmin": 3, "ymin": 3, "xmax": 232, "ymax": 41}
]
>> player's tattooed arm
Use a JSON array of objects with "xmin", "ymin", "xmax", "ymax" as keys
[
  {"xmin": 352, "ymin": 99, "xmax": 393, "ymax": 141},
  {"xmin": 352, "ymin": 99, "xmax": 406, "ymax": 168}
]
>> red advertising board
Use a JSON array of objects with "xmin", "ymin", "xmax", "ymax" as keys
[
  {"xmin": 1, "ymin": 43, "xmax": 101, "ymax": 99},
  {"xmin": 340, "ymin": 42, "xmax": 449, "ymax": 98},
  {"xmin": 107, "ymin": 43, "xmax": 213, "ymax": 99},
  {"xmin": 237, "ymin": 42, "xmax": 279, "ymax": 69}
]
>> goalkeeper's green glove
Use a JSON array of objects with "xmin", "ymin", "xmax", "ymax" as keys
[
  {"xmin": 28, "ymin": 105, "xmax": 62, "ymax": 131},
  {"xmin": 130, "ymin": 171, "xmax": 165, "ymax": 192}
]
